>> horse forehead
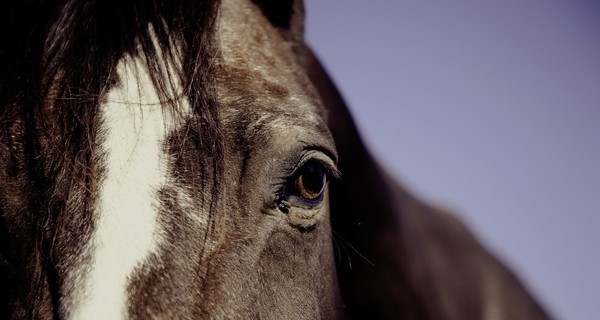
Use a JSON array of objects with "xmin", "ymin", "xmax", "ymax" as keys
[{"xmin": 216, "ymin": 0, "xmax": 324, "ymax": 130}]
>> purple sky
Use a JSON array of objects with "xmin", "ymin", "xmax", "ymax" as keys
[{"xmin": 304, "ymin": 1, "xmax": 600, "ymax": 319}]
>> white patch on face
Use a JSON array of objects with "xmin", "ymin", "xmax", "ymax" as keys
[{"xmin": 66, "ymin": 49, "xmax": 190, "ymax": 319}]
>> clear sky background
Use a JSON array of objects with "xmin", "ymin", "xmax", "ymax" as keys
[{"xmin": 304, "ymin": 1, "xmax": 600, "ymax": 319}]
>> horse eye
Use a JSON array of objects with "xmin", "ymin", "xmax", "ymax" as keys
[{"xmin": 294, "ymin": 162, "xmax": 327, "ymax": 201}]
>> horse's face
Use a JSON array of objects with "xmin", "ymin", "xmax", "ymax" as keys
[
  {"xmin": 28, "ymin": 0, "xmax": 340, "ymax": 319},
  {"xmin": 0, "ymin": 1, "xmax": 556, "ymax": 319}
]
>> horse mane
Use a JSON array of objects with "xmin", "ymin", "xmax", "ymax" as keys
[{"xmin": 0, "ymin": 0, "xmax": 223, "ymax": 157}]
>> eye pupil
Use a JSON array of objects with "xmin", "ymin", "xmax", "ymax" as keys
[{"xmin": 295, "ymin": 164, "xmax": 327, "ymax": 200}]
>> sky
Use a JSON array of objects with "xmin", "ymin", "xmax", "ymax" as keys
[{"xmin": 304, "ymin": 1, "xmax": 600, "ymax": 319}]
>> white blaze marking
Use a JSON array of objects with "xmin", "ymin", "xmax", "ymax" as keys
[{"xmin": 68, "ymin": 51, "xmax": 188, "ymax": 319}]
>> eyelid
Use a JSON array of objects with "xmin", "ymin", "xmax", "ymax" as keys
[{"xmin": 291, "ymin": 150, "xmax": 341, "ymax": 182}]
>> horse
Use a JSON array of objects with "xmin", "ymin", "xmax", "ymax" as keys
[{"xmin": 0, "ymin": 0, "xmax": 551, "ymax": 319}]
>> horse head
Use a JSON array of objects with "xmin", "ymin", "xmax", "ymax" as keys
[{"xmin": 0, "ymin": 0, "xmax": 550, "ymax": 319}]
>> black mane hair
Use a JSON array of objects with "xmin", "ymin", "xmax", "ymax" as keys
[
  {"xmin": 0, "ymin": 1, "xmax": 222, "ymax": 317},
  {"xmin": 1, "ymin": 0, "xmax": 223, "ymax": 156}
]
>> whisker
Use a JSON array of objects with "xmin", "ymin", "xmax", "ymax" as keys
[
  {"xmin": 331, "ymin": 232, "xmax": 342, "ymax": 268},
  {"xmin": 332, "ymin": 229, "xmax": 375, "ymax": 267}
]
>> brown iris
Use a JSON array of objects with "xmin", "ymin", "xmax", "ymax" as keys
[{"xmin": 294, "ymin": 163, "xmax": 327, "ymax": 201}]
